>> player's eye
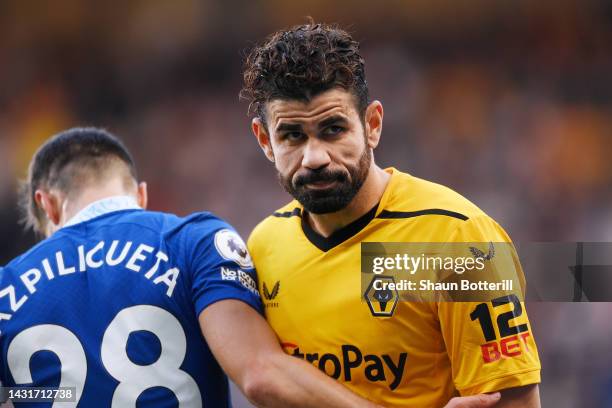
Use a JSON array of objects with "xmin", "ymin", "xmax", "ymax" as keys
[
  {"xmin": 321, "ymin": 125, "xmax": 345, "ymax": 136},
  {"xmin": 282, "ymin": 131, "xmax": 305, "ymax": 142}
]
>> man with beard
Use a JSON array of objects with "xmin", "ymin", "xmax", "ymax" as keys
[
  {"xmin": 242, "ymin": 22, "xmax": 541, "ymax": 407},
  {"xmin": 0, "ymin": 127, "xmax": 385, "ymax": 407},
  {"xmin": 0, "ymin": 130, "xmax": 502, "ymax": 408}
]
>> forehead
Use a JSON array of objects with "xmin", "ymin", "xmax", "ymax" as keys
[{"xmin": 265, "ymin": 89, "xmax": 359, "ymax": 130}]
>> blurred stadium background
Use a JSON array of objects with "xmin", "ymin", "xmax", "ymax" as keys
[{"xmin": 0, "ymin": 1, "xmax": 611, "ymax": 407}]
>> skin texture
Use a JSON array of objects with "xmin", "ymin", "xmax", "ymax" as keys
[
  {"xmin": 252, "ymin": 87, "xmax": 541, "ymax": 407},
  {"xmin": 496, "ymin": 385, "xmax": 540, "ymax": 408},
  {"xmin": 446, "ymin": 393, "xmax": 501, "ymax": 408},
  {"xmin": 35, "ymin": 164, "xmax": 148, "ymax": 238},
  {"xmin": 200, "ymin": 300, "xmax": 381, "ymax": 408},
  {"xmin": 252, "ymin": 89, "xmax": 390, "ymax": 236}
]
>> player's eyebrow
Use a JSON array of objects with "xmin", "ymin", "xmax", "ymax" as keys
[
  {"xmin": 317, "ymin": 115, "xmax": 348, "ymax": 129},
  {"xmin": 276, "ymin": 123, "xmax": 304, "ymax": 133}
]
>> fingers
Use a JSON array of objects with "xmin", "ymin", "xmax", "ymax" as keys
[{"xmin": 444, "ymin": 392, "xmax": 501, "ymax": 408}]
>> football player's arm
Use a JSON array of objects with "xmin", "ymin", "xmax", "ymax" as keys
[
  {"xmin": 440, "ymin": 215, "xmax": 541, "ymax": 406},
  {"xmin": 199, "ymin": 299, "xmax": 381, "ymax": 408},
  {"xmin": 496, "ymin": 384, "xmax": 540, "ymax": 407},
  {"xmin": 444, "ymin": 393, "xmax": 500, "ymax": 408}
]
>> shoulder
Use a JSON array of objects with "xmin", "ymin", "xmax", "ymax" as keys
[
  {"xmin": 167, "ymin": 211, "xmax": 254, "ymax": 269},
  {"xmin": 110, "ymin": 209, "xmax": 229, "ymax": 232},
  {"xmin": 4, "ymin": 231, "xmax": 69, "ymax": 273},
  {"xmin": 247, "ymin": 201, "xmax": 301, "ymax": 251},
  {"xmin": 247, "ymin": 200, "xmax": 302, "ymax": 259},
  {"xmin": 161, "ymin": 211, "xmax": 234, "ymax": 235},
  {"xmin": 94, "ymin": 210, "xmax": 235, "ymax": 242},
  {"xmin": 388, "ymin": 171, "xmax": 487, "ymax": 220},
  {"xmin": 152, "ymin": 211, "xmax": 245, "ymax": 256},
  {"xmin": 384, "ymin": 170, "xmax": 511, "ymax": 241}
]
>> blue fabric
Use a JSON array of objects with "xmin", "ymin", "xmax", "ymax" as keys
[{"xmin": 0, "ymin": 209, "xmax": 262, "ymax": 407}]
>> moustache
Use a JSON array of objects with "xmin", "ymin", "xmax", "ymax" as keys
[{"xmin": 294, "ymin": 169, "xmax": 348, "ymax": 187}]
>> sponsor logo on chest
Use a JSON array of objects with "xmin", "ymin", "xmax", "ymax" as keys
[{"xmin": 282, "ymin": 342, "xmax": 407, "ymax": 390}]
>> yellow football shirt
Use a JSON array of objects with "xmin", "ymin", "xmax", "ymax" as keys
[{"xmin": 248, "ymin": 168, "xmax": 540, "ymax": 406}]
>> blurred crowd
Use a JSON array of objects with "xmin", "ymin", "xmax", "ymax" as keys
[{"xmin": 0, "ymin": 1, "xmax": 611, "ymax": 406}]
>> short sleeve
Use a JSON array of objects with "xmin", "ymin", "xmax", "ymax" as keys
[
  {"xmin": 437, "ymin": 215, "xmax": 541, "ymax": 395},
  {"xmin": 187, "ymin": 220, "xmax": 263, "ymax": 317}
]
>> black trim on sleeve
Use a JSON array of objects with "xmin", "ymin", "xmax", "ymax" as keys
[
  {"xmin": 377, "ymin": 209, "xmax": 469, "ymax": 221},
  {"xmin": 272, "ymin": 208, "xmax": 302, "ymax": 218},
  {"xmin": 301, "ymin": 203, "xmax": 379, "ymax": 252}
]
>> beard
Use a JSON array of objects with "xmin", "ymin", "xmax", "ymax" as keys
[{"xmin": 278, "ymin": 146, "xmax": 372, "ymax": 214}]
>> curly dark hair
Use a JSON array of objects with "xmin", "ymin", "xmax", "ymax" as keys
[{"xmin": 241, "ymin": 21, "xmax": 369, "ymax": 124}]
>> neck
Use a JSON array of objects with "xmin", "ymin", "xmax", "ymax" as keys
[
  {"xmin": 61, "ymin": 180, "xmax": 135, "ymax": 226},
  {"xmin": 306, "ymin": 164, "xmax": 390, "ymax": 237}
]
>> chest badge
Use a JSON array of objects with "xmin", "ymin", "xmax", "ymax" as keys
[{"xmin": 364, "ymin": 275, "xmax": 399, "ymax": 317}]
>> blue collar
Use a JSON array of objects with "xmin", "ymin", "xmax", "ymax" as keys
[{"xmin": 63, "ymin": 196, "xmax": 141, "ymax": 228}]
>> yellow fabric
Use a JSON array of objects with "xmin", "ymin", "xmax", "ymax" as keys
[{"xmin": 248, "ymin": 168, "xmax": 541, "ymax": 406}]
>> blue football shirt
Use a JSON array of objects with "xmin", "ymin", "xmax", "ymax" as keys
[{"xmin": 0, "ymin": 197, "xmax": 262, "ymax": 407}]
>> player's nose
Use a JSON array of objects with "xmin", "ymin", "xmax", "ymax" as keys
[{"xmin": 301, "ymin": 138, "xmax": 331, "ymax": 170}]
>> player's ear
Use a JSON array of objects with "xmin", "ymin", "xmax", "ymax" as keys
[
  {"xmin": 252, "ymin": 117, "xmax": 275, "ymax": 163},
  {"xmin": 137, "ymin": 181, "xmax": 148, "ymax": 209},
  {"xmin": 364, "ymin": 100, "xmax": 383, "ymax": 149},
  {"xmin": 35, "ymin": 189, "xmax": 61, "ymax": 227}
]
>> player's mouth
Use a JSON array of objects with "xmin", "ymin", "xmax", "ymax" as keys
[{"xmin": 305, "ymin": 180, "xmax": 339, "ymax": 189}]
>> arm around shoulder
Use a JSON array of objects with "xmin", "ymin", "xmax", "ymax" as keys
[{"xmin": 199, "ymin": 299, "xmax": 380, "ymax": 408}]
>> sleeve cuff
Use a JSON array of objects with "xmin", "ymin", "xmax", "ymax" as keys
[
  {"xmin": 458, "ymin": 368, "xmax": 541, "ymax": 396},
  {"xmin": 195, "ymin": 290, "xmax": 264, "ymax": 317}
]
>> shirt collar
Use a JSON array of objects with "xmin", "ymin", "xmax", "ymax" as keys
[{"xmin": 63, "ymin": 195, "xmax": 141, "ymax": 228}]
